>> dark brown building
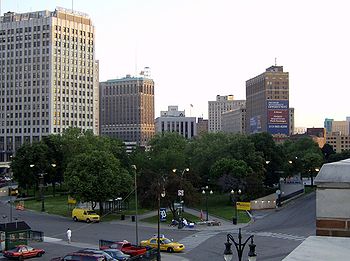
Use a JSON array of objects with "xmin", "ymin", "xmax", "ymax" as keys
[
  {"xmin": 246, "ymin": 65, "xmax": 290, "ymax": 136},
  {"xmin": 99, "ymin": 75, "xmax": 155, "ymax": 146}
]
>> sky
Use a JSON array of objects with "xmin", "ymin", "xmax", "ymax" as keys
[{"xmin": 1, "ymin": 0, "xmax": 349, "ymax": 128}]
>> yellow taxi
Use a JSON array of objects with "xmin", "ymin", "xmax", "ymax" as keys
[{"xmin": 140, "ymin": 235, "xmax": 185, "ymax": 253}]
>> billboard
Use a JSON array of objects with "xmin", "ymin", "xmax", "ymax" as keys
[
  {"xmin": 250, "ymin": 115, "xmax": 262, "ymax": 133},
  {"xmin": 267, "ymin": 100, "xmax": 289, "ymax": 136}
]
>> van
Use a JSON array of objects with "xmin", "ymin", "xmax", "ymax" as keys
[{"xmin": 72, "ymin": 208, "xmax": 100, "ymax": 223}]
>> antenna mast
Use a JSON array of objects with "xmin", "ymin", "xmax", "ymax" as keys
[{"xmin": 275, "ymin": 57, "xmax": 277, "ymax": 66}]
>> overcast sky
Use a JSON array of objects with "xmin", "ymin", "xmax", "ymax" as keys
[{"xmin": 2, "ymin": 0, "xmax": 349, "ymax": 128}]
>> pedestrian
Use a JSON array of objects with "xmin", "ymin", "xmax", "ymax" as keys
[{"xmin": 66, "ymin": 228, "xmax": 72, "ymax": 243}]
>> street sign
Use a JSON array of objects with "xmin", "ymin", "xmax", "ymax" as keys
[
  {"xmin": 160, "ymin": 208, "xmax": 167, "ymax": 222},
  {"xmin": 178, "ymin": 190, "xmax": 184, "ymax": 196},
  {"xmin": 236, "ymin": 201, "xmax": 251, "ymax": 211}
]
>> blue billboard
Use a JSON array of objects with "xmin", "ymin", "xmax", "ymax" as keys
[
  {"xmin": 267, "ymin": 100, "xmax": 289, "ymax": 136},
  {"xmin": 250, "ymin": 115, "xmax": 262, "ymax": 133}
]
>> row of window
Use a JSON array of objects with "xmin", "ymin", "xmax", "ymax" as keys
[{"xmin": 55, "ymin": 26, "xmax": 93, "ymax": 38}]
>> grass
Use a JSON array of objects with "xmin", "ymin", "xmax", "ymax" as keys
[
  {"xmin": 20, "ymin": 190, "xmax": 250, "ymax": 224},
  {"xmin": 195, "ymin": 193, "xmax": 251, "ymax": 223},
  {"xmin": 20, "ymin": 194, "xmax": 151, "ymax": 221}
]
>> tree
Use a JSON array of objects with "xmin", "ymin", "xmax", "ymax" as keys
[
  {"xmin": 11, "ymin": 141, "xmax": 52, "ymax": 196},
  {"xmin": 321, "ymin": 143, "xmax": 335, "ymax": 161},
  {"xmin": 64, "ymin": 150, "xmax": 132, "ymax": 215}
]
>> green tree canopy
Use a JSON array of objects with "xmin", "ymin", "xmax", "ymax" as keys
[{"xmin": 64, "ymin": 150, "xmax": 132, "ymax": 214}]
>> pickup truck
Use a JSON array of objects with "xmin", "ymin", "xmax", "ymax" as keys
[{"xmin": 99, "ymin": 240, "xmax": 147, "ymax": 257}]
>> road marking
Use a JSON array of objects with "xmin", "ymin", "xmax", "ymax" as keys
[
  {"xmin": 44, "ymin": 236, "xmax": 98, "ymax": 248},
  {"xmin": 245, "ymin": 231, "xmax": 306, "ymax": 241},
  {"xmin": 180, "ymin": 230, "xmax": 221, "ymax": 252}
]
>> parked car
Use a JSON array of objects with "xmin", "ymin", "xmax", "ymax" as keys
[
  {"xmin": 76, "ymin": 248, "xmax": 117, "ymax": 261},
  {"xmin": 3, "ymin": 245, "xmax": 45, "ymax": 260},
  {"xmin": 140, "ymin": 236, "xmax": 185, "ymax": 253},
  {"xmin": 103, "ymin": 249, "xmax": 130, "ymax": 261},
  {"xmin": 99, "ymin": 240, "xmax": 147, "ymax": 256},
  {"xmin": 72, "ymin": 208, "xmax": 100, "ymax": 223},
  {"xmin": 50, "ymin": 252, "xmax": 107, "ymax": 261}
]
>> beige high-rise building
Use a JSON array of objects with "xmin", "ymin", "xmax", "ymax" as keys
[
  {"xmin": 0, "ymin": 8, "xmax": 98, "ymax": 162},
  {"xmin": 246, "ymin": 65, "xmax": 289, "ymax": 137},
  {"xmin": 222, "ymin": 106, "xmax": 246, "ymax": 134},
  {"xmin": 99, "ymin": 75, "xmax": 155, "ymax": 147},
  {"xmin": 208, "ymin": 95, "xmax": 245, "ymax": 133}
]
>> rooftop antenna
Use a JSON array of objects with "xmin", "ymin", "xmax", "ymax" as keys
[
  {"xmin": 275, "ymin": 57, "xmax": 277, "ymax": 66},
  {"xmin": 72, "ymin": 0, "xmax": 74, "ymax": 12}
]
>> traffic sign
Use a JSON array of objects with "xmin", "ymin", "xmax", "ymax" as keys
[
  {"xmin": 178, "ymin": 190, "xmax": 184, "ymax": 196},
  {"xmin": 236, "ymin": 201, "xmax": 251, "ymax": 211},
  {"xmin": 160, "ymin": 208, "xmax": 167, "ymax": 222}
]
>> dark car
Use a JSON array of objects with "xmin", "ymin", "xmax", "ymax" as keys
[
  {"xmin": 76, "ymin": 249, "xmax": 117, "ymax": 261},
  {"xmin": 3, "ymin": 245, "xmax": 45, "ymax": 260},
  {"xmin": 103, "ymin": 249, "xmax": 130, "ymax": 261},
  {"xmin": 50, "ymin": 252, "xmax": 108, "ymax": 261}
]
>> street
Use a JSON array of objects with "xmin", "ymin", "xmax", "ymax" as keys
[{"xmin": 0, "ymin": 192, "xmax": 315, "ymax": 260}]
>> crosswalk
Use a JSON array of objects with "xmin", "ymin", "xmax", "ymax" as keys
[
  {"xmin": 243, "ymin": 231, "xmax": 306, "ymax": 241},
  {"xmin": 180, "ymin": 230, "xmax": 222, "ymax": 252}
]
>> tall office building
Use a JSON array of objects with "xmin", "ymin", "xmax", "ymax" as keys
[
  {"xmin": 208, "ymin": 95, "xmax": 245, "ymax": 133},
  {"xmin": 246, "ymin": 65, "xmax": 289, "ymax": 136},
  {"xmin": 99, "ymin": 75, "xmax": 155, "ymax": 147},
  {"xmin": 0, "ymin": 8, "xmax": 98, "ymax": 162}
]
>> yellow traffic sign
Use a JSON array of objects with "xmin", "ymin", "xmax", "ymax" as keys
[
  {"xmin": 68, "ymin": 195, "xmax": 77, "ymax": 205},
  {"xmin": 236, "ymin": 201, "xmax": 251, "ymax": 211}
]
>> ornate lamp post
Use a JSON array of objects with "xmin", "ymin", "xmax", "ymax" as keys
[
  {"xmin": 157, "ymin": 187, "xmax": 166, "ymax": 261},
  {"xmin": 172, "ymin": 168, "xmax": 189, "ymax": 229},
  {"xmin": 202, "ymin": 186, "xmax": 213, "ymax": 221},
  {"xmin": 30, "ymin": 163, "xmax": 56, "ymax": 212},
  {"xmin": 230, "ymin": 189, "xmax": 241, "ymax": 225},
  {"xmin": 131, "ymin": 165, "xmax": 138, "ymax": 245},
  {"xmin": 223, "ymin": 228, "xmax": 257, "ymax": 261}
]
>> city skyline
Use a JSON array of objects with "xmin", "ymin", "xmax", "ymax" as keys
[{"xmin": 2, "ymin": 0, "xmax": 349, "ymax": 128}]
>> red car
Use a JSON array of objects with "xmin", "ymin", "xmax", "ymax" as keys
[
  {"xmin": 100, "ymin": 240, "xmax": 147, "ymax": 256},
  {"xmin": 3, "ymin": 245, "xmax": 45, "ymax": 260}
]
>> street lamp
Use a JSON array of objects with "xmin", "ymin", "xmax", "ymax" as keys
[
  {"xmin": 157, "ymin": 186, "xmax": 166, "ymax": 261},
  {"xmin": 172, "ymin": 168, "xmax": 189, "ymax": 229},
  {"xmin": 202, "ymin": 186, "xmax": 213, "ymax": 221},
  {"xmin": 131, "ymin": 165, "xmax": 138, "ymax": 245},
  {"xmin": 30, "ymin": 163, "xmax": 56, "ymax": 212},
  {"xmin": 223, "ymin": 228, "xmax": 257, "ymax": 261},
  {"xmin": 230, "ymin": 189, "xmax": 241, "ymax": 225}
]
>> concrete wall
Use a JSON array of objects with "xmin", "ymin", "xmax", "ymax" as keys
[
  {"xmin": 250, "ymin": 193, "xmax": 276, "ymax": 210},
  {"xmin": 315, "ymin": 158, "xmax": 350, "ymax": 237}
]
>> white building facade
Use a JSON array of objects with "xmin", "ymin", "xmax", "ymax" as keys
[
  {"xmin": 0, "ymin": 8, "xmax": 98, "ymax": 162},
  {"xmin": 208, "ymin": 95, "xmax": 246, "ymax": 133},
  {"xmin": 155, "ymin": 106, "xmax": 197, "ymax": 139}
]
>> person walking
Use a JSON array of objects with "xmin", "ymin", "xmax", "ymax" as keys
[{"xmin": 66, "ymin": 228, "xmax": 72, "ymax": 243}]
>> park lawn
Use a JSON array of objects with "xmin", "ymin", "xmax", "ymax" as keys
[
  {"xmin": 196, "ymin": 193, "xmax": 251, "ymax": 223},
  {"xmin": 140, "ymin": 211, "xmax": 201, "ymax": 224},
  {"xmin": 21, "ymin": 194, "xmax": 151, "ymax": 221},
  {"xmin": 19, "ymin": 195, "xmax": 71, "ymax": 217}
]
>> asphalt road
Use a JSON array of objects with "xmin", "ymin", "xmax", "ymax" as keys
[
  {"xmin": 0, "ymin": 192, "xmax": 316, "ymax": 261},
  {"xmin": 185, "ymin": 192, "xmax": 316, "ymax": 261}
]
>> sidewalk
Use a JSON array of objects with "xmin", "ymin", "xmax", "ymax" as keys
[{"xmin": 114, "ymin": 207, "xmax": 249, "ymax": 232}]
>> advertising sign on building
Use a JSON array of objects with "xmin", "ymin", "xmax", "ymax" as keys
[
  {"xmin": 267, "ymin": 100, "xmax": 289, "ymax": 136},
  {"xmin": 250, "ymin": 115, "xmax": 262, "ymax": 133}
]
